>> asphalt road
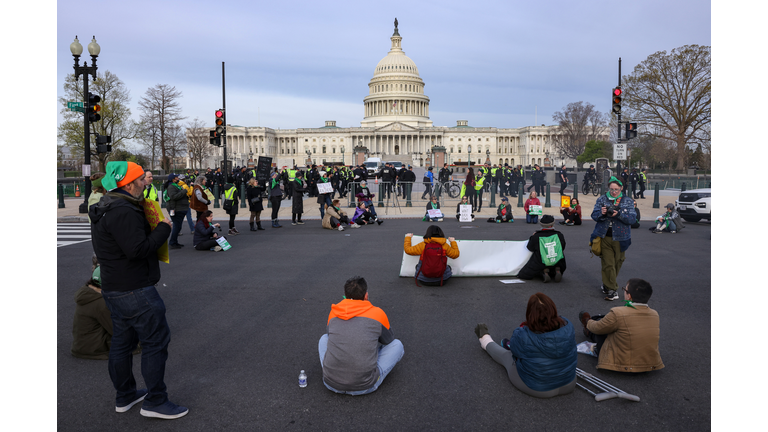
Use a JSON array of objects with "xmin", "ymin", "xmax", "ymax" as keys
[{"xmin": 57, "ymin": 217, "xmax": 711, "ymax": 431}]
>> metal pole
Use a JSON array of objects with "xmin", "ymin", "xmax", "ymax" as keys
[
  {"xmin": 222, "ymin": 62, "xmax": 227, "ymax": 176},
  {"xmin": 79, "ymin": 72, "xmax": 91, "ymax": 213},
  {"xmin": 616, "ymin": 57, "xmax": 622, "ymax": 174}
]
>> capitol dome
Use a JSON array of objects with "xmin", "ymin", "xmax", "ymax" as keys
[{"xmin": 361, "ymin": 22, "xmax": 432, "ymax": 128}]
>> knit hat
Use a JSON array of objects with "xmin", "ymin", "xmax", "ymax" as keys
[
  {"xmin": 103, "ymin": 161, "xmax": 144, "ymax": 191},
  {"xmin": 91, "ymin": 266, "xmax": 101, "ymax": 286},
  {"xmin": 540, "ymin": 214, "xmax": 555, "ymax": 228}
]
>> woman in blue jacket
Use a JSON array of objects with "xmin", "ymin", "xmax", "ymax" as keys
[{"xmin": 474, "ymin": 292, "xmax": 577, "ymax": 398}]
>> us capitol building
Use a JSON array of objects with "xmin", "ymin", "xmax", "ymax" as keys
[{"xmin": 198, "ymin": 20, "xmax": 594, "ymax": 170}]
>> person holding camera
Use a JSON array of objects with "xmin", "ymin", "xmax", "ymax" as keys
[{"xmin": 590, "ymin": 177, "xmax": 636, "ymax": 301}]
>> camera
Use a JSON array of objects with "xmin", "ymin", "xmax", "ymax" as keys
[{"xmin": 604, "ymin": 204, "xmax": 617, "ymax": 215}]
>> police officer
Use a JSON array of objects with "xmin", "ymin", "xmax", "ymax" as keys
[
  {"xmin": 629, "ymin": 168, "xmax": 640, "ymax": 199},
  {"xmin": 638, "ymin": 168, "xmax": 647, "ymax": 199},
  {"xmin": 558, "ymin": 165, "xmax": 568, "ymax": 196},
  {"xmin": 620, "ymin": 167, "xmax": 629, "ymax": 196},
  {"xmin": 143, "ymin": 170, "xmax": 159, "ymax": 202}
]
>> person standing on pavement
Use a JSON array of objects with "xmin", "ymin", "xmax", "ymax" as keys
[
  {"xmin": 620, "ymin": 167, "xmax": 629, "ymax": 196},
  {"xmin": 638, "ymin": 168, "xmax": 647, "ymax": 199},
  {"xmin": 630, "ymin": 168, "xmax": 639, "ymax": 199},
  {"xmin": 463, "ymin": 168, "xmax": 477, "ymax": 211},
  {"xmin": 558, "ymin": 166, "xmax": 568, "ymax": 196},
  {"xmin": 401, "ymin": 165, "xmax": 416, "ymax": 199},
  {"xmin": 269, "ymin": 171, "xmax": 284, "ymax": 228},
  {"xmin": 527, "ymin": 165, "xmax": 539, "ymax": 195},
  {"xmin": 421, "ymin": 166, "xmax": 434, "ymax": 200},
  {"xmin": 190, "ymin": 175, "xmax": 211, "ymax": 221},
  {"xmin": 223, "ymin": 177, "xmax": 240, "ymax": 235},
  {"xmin": 291, "ymin": 174, "xmax": 307, "ymax": 225},
  {"xmin": 246, "ymin": 178, "xmax": 265, "ymax": 231},
  {"xmin": 89, "ymin": 161, "xmax": 188, "ymax": 419},
  {"xmin": 590, "ymin": 177, "xmax": 636, "ymax": 301},
  {"xmin": 142, "ymin": 170, "xmax": 159, "ymax": 203},
  {"xmin": 165, "ymin": 174, "xmax": 189, "ymax": 249}
]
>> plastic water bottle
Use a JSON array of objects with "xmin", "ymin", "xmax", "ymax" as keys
[{"xmin": 299, "ymin": 370, "xmax": 307, "ymax": 388}]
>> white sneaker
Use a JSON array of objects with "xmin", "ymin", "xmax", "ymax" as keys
[
  {"xmin": 351, "ymin": 223, "xmax": 360, "ymax": 228},
  {"xmin": 213, "ymin": 246, "xmax": 222, "ymax": 252},
  {"xmin": 338, "ymin": 225, "xmax": 345, "ymax": 231}
]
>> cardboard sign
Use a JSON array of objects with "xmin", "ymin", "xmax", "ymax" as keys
[
  {"xmin": 427, "ymin": 209, "xmax": 444, "ymax": 218},
  {"xmin": 317, "ymin": 182, "xmax": 333, "ymax": 194},
  {"xmin": 215, "ymin": 236, "xmax": 232, "ymax": 251},
  {"xmin": 459, "ymin": 204, "xmax": 473, "ymax": 222},
  {"xmin": 205, "ymin": 189, "xmax": 214, "ymax": 201},
  {"xmin": 528, "ymin": 205, "xmax": 543, "ymax": 215},
  {"xmin": 140, "ymin": 199, "xmax": 169, "ymax": 263},
  {"xmin": 560, "ymin": 195, "xmax": 571, "ymax": 208}
]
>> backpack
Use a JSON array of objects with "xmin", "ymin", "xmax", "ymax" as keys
[
  {"xmin": 539, "ymin": 234, "xmax": 564, "ymax": 266},
  {"xmin": 415, "ymin": 242, "xmax": 447, "ymax": 286}
]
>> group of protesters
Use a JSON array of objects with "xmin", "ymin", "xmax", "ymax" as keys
[{"xmin": 76, "ymin": 160, "xmax": 666, "ymax": 421}]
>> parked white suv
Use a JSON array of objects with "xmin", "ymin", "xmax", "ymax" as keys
[{"xmin": 675, "ymin": 188, "xmax": 711, "ymax": 222}]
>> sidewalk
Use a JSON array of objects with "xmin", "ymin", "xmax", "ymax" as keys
[{"xmin": 57, "ymin": 183, "xmax": 676, "ymax": 223}]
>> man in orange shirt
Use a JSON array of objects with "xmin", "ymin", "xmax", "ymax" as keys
[{"xmin": 318, "ymin": 277, "xmax": 404, "ymax": 395}]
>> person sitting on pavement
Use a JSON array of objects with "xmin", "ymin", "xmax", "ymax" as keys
[
  {"xmin": 71, "ymin": 260, "xmax": 113, "ymax": 360},
  {"xmin": 473, "ymin": 292, "xmax": 577, "ymax": 398},
  {"xmin": 403, "ymin": 225, "xmax": 460, "ymax": 286},
  {"xmin": 517, "ymin": 215, "xmax": 566, "ymax": 283},
  {"xmin": 559, "ymin": 197, "xmax": 582, "ymax": 226},
  {"xmin": 318, "ymin": 276, "xmax": 405, "ymax": 395},
  {"xmin": 351, "ymin": 201, "xmax": 375, "ymax": 226},
  {"xmin": 193, "ymin": 210, "xmax": 223, "ymax": 251},
  {"xmin": 652, "ymin": 203, "xmax": 684, "ymax": 233},
  {"xmin": 355, "ymin": 181, "xmax": 382, "ymax": 224},
  {"xmin": 578, "ymin": 278, "xmax": 664, "ymax": 373},
  {"xmin": 524, "ymin": 191, "xmax": 541, "ymax": 224},
  {"xmin": 323, "ymin": 199, "xmax": 357, "ymax": 231},
  {"xmin": 488, "ymin": 196, "xmax": 514, "ymax": 223},
  {"xmin": 455, "ymin": 195, "xmax": 474, "ymax": 221},
  {"xmin": 423, "ymin": 196, "xmax": 443, "ymax": 222}
]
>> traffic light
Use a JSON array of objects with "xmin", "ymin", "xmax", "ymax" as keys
[
  {"xmin": 215, "ymin": 109, "xmax": 225, "ymax": 135},
  {"xmin": 88, "ymin": 92, "xmax": 101, "ymax": 122},
  {"xmin": 626, "ymin": 122, "xmax": 638, "ymax": 139},
  {"xmin": 209, "ymin": 130, "xmax": 221, "ymax": 146},
  {"xmin": 612, "ymin": 87, "xmax": 622, "ymax": 114},
  {"xmin": 95, "ymin": 134, "xmax": 112, "ymax": 153}
]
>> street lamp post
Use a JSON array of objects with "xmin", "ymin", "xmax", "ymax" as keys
[
  {"xmin": 486, "ymin": 149, "xmax": 490, "ymax": 165},
  {"xmin": 70, "ymin": 35, "xmax": 100, "ymax": 213},
  {"xmin": 341, "ymin": 145, "xmax": 345, "ymax": 166}
]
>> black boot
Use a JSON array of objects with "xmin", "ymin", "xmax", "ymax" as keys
[
  {"xmin": 250, "ymin": 222, "xmax": 256, "ymax": 231},
  {"xmin": 257, "ymin": 221, "xmax": 265, "ymax": 230}
]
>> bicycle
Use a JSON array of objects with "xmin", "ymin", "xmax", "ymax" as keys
[
  {"xmin": 439, "ymin": 181, "xmax": 461, "ymax": 198},
  {"xmin": 582, "ymin": 179, "xmax": 600, "ymax": 196}
]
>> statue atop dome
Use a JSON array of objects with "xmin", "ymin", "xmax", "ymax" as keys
[{"xmin": 393, "ymin": 18, "xmax": 400, "ymax": 36}]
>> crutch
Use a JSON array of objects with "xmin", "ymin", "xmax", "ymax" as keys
[{"xmin": 576, "ymin": 368, "xmax": 640, "ymax": 402}]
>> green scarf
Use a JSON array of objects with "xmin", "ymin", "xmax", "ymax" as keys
[{"xmin": 624, "ymin": 300, "xmax": 637, "ymax": 309}]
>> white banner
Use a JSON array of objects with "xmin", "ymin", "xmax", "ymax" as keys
[
  {"xmin": 317, "ymin": 182, "xmax": 333, "ymax": 194},
  {"xmin": 459, "ymin": 204, "xmax": 472, "ymax": 222},
  {"xmin": 427, "ymin": 209, "xmax": 443, "ymax": 218},
  {"xmin": 399, "ymin": 236, "xmax": 532, "ymax": 277}
]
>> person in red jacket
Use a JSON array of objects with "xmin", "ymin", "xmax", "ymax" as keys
[
  {"xmin": 559, "ymin": 198, "xmax": 582, "ymax": 225},
  {"xmin": 524, "ymin": 191, "xmax": 541, "ymax": 224}
]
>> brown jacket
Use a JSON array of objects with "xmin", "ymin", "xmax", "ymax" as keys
[
  {"xmin": 587, "ymin": 304, "xmax": 664, "ymax": 372},
  {"xmin": 322, "ymin": 205, "xmax": 348, "ymax": 229},
  {"xmin": 189, "ymin": 184, "xmax": 210, "ymax": 213}
]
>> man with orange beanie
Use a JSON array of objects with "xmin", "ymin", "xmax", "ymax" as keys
[{"xmin": 90, "ymin": 162, "xmax": 189, "ymax": 419}]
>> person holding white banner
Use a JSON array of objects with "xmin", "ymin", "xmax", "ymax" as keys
[
  {"xmin": 524, "ymin": 192, "xmax": 542, "ymax": 224},
  {"xmin": 517, "ymin": 215, "xmax": 566, "ymax": 283},
  {"xmin": 423, "ymin": 196, "xmax": 443, "ymax": 222},
  {"xmin": 403, "ymin": 226, "xmax": 460, "ymax": 286},
  {"xmin": 455, "ymin": 195, "xmax": 474, "ymax": 221}
]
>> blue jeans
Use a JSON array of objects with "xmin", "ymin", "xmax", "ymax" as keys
[
  {"xmin": 526, "ymin": 214, "xmax": 539, "ymax": 224},
  {"xmin": 318, "ymin": 334, "xmax": 404, "ymax": 395},
  {"xmin": 185, "ymin": 209, "xmax": 195, "ymax": 232},
  {"xmin": 101, "ymin": 286, "xmax": 171, "ymax": 407},
  {"xmin": 169, "ymin": 211, "xmax": 187, "ymax": 245}
]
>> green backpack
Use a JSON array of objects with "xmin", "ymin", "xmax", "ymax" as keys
[{"xmin": 538, "ymin": 234, "xmax": 564, "ymax": 266}]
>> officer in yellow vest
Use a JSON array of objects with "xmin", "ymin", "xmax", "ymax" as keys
[{"xmin": 143, "ymin": 170, "xmax": 159, "ymax": 202}]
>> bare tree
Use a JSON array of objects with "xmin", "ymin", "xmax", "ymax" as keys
[
  {"xmin": 185, "ymin": 118, "xmax": 214, "ymax": 169},
  {"xmin": 138, "ymin": 84, "xmax": 186, "ymax": 172},
  {"xmin": 622, "ymin": 44, "xmax": 711, "ymax": 170},
  {"xmin": 57, "ymin": 70, "xmax": 139, "ymax": 172},
  {"xmin": 550, "ymin": 101, "xmax": 608, "ymax": 163}
]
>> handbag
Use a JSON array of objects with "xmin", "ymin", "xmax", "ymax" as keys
[
  {"xmin": 223, "ymin": 199, "xmax": 233, "ymax": 211},
  {"xmin": 590, "ymin": 237, "xmax": 602, "ymax": 257}
]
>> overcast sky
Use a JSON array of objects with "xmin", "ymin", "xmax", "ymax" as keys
[{"xmin": 54, "ymin": 0, "xmax": 710, "ymax": 150}]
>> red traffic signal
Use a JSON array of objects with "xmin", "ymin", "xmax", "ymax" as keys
[
  {"xmin": 215, "ymin": 109, "xmax": 225, "ymax": 134},
  {"xmin": 612, "ymin": 87, "xmax": 622, "ymax": 114}
]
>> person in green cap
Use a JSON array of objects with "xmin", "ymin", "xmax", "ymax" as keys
[{"xmin": 590, "ymin": 176, "xmax": 636, "ymax": 301}]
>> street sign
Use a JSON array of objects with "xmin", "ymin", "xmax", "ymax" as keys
[
  {"xmin": 67, "ymin": 101, "xmax": 83, "ymax": 109},
  {"xmin": 613, "ymin": 143, "xmax": 627, "ymax": 160},
  {"xmin": 70, "ymin": 106, "xmax": 85, "ymax": 113}
]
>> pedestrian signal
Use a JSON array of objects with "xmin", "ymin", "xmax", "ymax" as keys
[{"xmin": 626, "ymin": 122, "xmax": 638, "ymax": 139}]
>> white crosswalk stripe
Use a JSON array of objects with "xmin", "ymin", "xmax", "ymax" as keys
[{"xmin": 58, "ymin": 222, "xmax": 92, "ymax": 248}]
